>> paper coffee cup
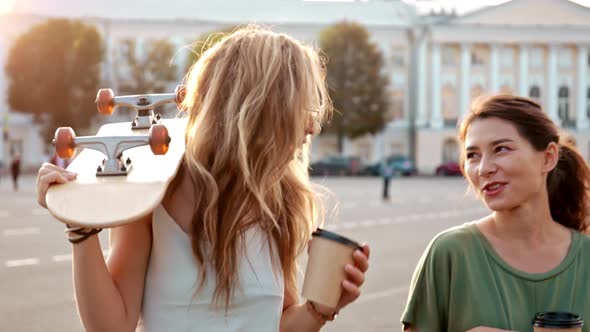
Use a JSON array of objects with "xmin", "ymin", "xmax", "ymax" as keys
[
  {"xmin": 302, "ymin": 228, "xmax": 362, "ymax": 308},
  {"xmin": 533, "ymin": 312, "xmax": 584, "ymax": 332}
]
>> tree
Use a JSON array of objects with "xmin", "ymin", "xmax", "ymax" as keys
[
  {"xmin": 115, "ymin": 38, "xmax": 178, "ymax": 94},
  {"xmin": 185, "ymin": 26, "xmax": 238, "ymax": 73},
  {"xmin": 5, "ymin": 19, "xmax": 104, "ymax": 144},
  {"xmin": 319, "ymin": 21, "xmax": 390, "ymax": 153}
]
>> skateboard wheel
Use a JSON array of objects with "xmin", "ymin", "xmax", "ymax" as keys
[
  {"xmin": 96, "ymin": 89, "xmax": 115, "ymax": 115},
  {"xmin": 149, "ymin": 124, "xmax": 170, "ymax": 155},
  {"xmin": 175, "ymin": 84, "xmax": 186, "ymax": 107},
  {"xmin": 54, "ymin": 127, "xmax": 76, "ymax": 159}
]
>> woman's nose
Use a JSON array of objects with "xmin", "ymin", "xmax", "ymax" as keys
[{"xmin": 478, "ymin": 155, "xmax": 497, "ymax": 177}]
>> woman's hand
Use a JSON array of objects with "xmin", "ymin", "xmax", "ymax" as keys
[
  {"xmin": 314, "ymin": 244, "xmax": 370, "ymax": 314},
  {"xmin": 36, "ymin": 162, "xmax": 77, "ymax": 208}
]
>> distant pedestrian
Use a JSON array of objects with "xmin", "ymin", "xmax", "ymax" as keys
[
  {"xmin": 0, "ymin": 160, "xmax": 4, "ymax": 184},
  {"xmin": 382, "ymin": 162, "xmax": 392, "ymax": 200},
  {"xmin": 10, "ymin": 153, "xmax": 21, "ymax": 191}
]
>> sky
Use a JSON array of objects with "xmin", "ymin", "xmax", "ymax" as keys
[
  {"xmin": 407, "ymin": 0, "xmax": 590, "ymax": 14},
  {"xmin": 2, "ymin": 0, "xmax": 590, "ymax": 16}
]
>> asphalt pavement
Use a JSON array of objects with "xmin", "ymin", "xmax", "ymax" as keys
[{"xmin": 0, "ymin": 174, "xmax": 488, "ymax": 331}]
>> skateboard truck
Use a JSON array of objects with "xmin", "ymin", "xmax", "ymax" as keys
[
  {"xmin": 53, "ymin": 125, "xmax": 171, "ymax": 176},
  {"xmin": 96, "ymin": 85, "xmax": 186, "ymax": 130}
]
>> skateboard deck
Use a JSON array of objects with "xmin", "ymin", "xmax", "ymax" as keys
[{"xmin": 46, "ymin": 117, "xmax": 187, "ymax": 228}]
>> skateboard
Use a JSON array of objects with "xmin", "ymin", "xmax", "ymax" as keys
[{"xmin": 45, "ymin": 85, "xmax": 188, "ymax": 228}]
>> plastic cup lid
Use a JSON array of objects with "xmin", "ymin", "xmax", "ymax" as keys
[
  {"xmin": 312, "ymin": 228, "xmax": 362, "ymax": 249},
  {"xmin": 533, "ymin": 312, "xmax": 584, "ymax": 328}
]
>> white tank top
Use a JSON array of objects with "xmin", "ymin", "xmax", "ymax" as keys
[{"xmin": 136, "ymin": 204, "xmax": 284, "ymax": 332}]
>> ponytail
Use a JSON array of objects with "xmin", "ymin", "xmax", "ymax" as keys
[{"xmin": 547, "ymin": 141, "xmax": 590, "ymax": 233}]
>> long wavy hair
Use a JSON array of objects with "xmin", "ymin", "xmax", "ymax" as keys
[{"xmin": 178, "ymin": 26, "xmax": 332, "ymax": 308}]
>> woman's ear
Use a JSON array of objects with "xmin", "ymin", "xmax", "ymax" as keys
[{"xmin": 542, "ymin": 142, "xmax": 559, "ymax": 173}]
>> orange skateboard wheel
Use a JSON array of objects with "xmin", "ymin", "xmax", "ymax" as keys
[
  {"xmin": 54, "ymin": 127, "xmax": 76, "ymax": 159},
  {"xmin": 175, "ymin": 84, "xmax": 186, "ymax": 107},
  {"xmin": 149, "ymin": 124, "xmax": 170, "ymax": 155},
  {"xmin": 96, "ymin": 89, "xmax": 115, "ymax": 115}
]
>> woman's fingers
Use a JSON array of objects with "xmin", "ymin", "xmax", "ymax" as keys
[
  {"xmin": 353, "ymin": 247, "xmax": 369, "ymax": 273},
  {"xmin": 39, "ymin": 162, "xmax": 67, "ymax": 175},
  {"xmin": 361, "ymin": 244, "xmax": 370, "ymax": 259},
  {"xmin": 36, "ymin": 167, "xmax": 76, "ymax": 208},
  {"xmin": 344, "ymin": 264, "xmax": 365, "ymax": 286},
  {"xmin": 342, "ymin": 279, "xmax": 361, "ymax": 301}
]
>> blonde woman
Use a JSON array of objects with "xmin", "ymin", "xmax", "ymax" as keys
[{"xmin": 36, "ymin": 26, "xmax": 370, "ymax": 331}]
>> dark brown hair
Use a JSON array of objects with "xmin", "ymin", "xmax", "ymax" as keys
[{"xmin": 458, "ymin": 94, "xmax": 590, "ymax": 233}]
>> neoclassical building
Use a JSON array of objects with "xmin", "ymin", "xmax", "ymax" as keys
[
  {"xmin": 2, "ymin": 0, "xmax": 590, "ymax": 174},
  {"xmin": 411, "ymin": 0, "xmax": 590, "ymax": 173}
]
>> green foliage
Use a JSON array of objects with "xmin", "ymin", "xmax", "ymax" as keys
[
  {"xmin": 116, "ymin": 38, "xmax": 178, "ymax": 94},
  {"xmin": 5, "ymin": 18, "xmax": 104, "ymax": 144},
  {"xmin": 184, "ymin": 26, "xmax": 238, "ymax": 73},
  {"xmin": 319, "ymin": 21, "xmax": 390, "ymax": 152}
]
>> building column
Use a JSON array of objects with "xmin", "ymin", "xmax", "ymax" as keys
[
  {"xmin": 489, "ymin": 44, "xmax": 500, "ymax": 93},
  {"xmin": 431, "ymin": 42, "xmax": 443, "ymax": 129},
  {"xmin": 459, "ymin": 43, "xmax": 471, "ymax": 119},
  {"xmin": 547, "ymin": 44, "xmax": 559, "ymax": 122},
  {"xmin": 577, "ymin": 44, "xmax": 589, "ymax": 130},
  {"xmin": 415, "ymin": 37, "xmax": 428, "ymax": 126},
  {"xmin": 518, "ymin": 44, "xmax": 529, "ymax": 97}
]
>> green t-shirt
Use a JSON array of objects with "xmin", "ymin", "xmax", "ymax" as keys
[{"xmin": 401, "ymin": 223, "xmax": 590, "ymax": 332}]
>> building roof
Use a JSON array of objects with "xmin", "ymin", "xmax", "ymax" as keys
[
  {"xmin": 11, "ymin": 0, "xmax": 416, "ymax": 27},
  {"xmin": 442, "ymin": 0, "xmax": 590, "ymax": 27}
]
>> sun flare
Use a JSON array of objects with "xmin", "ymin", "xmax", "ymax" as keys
[{"xmin": 0, "ymin": 0, "xmax": 15, "ymax": 14}]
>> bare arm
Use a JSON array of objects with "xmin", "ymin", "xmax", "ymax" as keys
[
  {"xmin": 72, "ymin": 216, "xmax": 152, "ymax": 332},
  {"xmin": 36, "ymin": 163, "xmax": 152, "ymax": 332}
]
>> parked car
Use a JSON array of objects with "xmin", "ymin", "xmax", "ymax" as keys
[
  {"xmin": 310, "ymin": 155, "xmax": 363, "ymax": 176},
  {"xmin": 362, "ymin": 155, "xmax": 417, "ymax": 177},
  {"xmin": 435, "ymin": 161, "xmax": 462, "ymax": 176}
]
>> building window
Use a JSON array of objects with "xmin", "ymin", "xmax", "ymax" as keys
[
  {"xmin": 390, "ymin": 90, "xmax": 404, "ymax": 120},
  {"xmin": 442, "ymin": 84, "xmax": 457, "ymax": 127},
  {"xmin": 119, "ymin": 39, "xmax": 134, "ymax": 60},
  {"xmin": 559, "ymin": 48, "xmax": 573, "ymax": 68},
  {"xmin": 471, "ymin": 50, "xmax": 485, "ymax": 66},
  {"xmin": 442, "ymin": 138, "xmax": 459, "ymax": 163},
  {"xmin": 500, "ymin": 85, "xmax": 513, "ymax": 95},
  {"xmin": 530, "ymin": 48, "xmax": 543, "ymax": 68},
  {"xmin": 559, "ymin": 86, "xmax": 573, "ymax": 127},
  {"xmin": 471, "ymin": 85, "xmax": 484, "ymax": 101},
  {"xmin": 442, "ymin": 47, "xmax": 456, "ymax": 66},
  {"xmin": 529, "ymin": 85, "xmax": 541, "ymax": 103},
  {"xmin": 500, "ymin": 47, "xmax": 514, "ymax": 67},
  {"xmin": 391, "ymin": 48, "xmax": 405, "ymax": 67}
]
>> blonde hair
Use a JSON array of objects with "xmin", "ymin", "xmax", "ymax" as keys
[{"xmin": 179, "ymin": 25, "xmax": 332, "ymax": 308}]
